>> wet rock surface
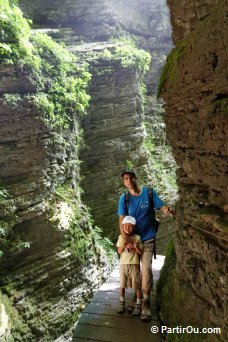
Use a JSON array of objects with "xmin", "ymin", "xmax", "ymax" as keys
[
  {"xmin": 0, "ymin": 1, "xmax": 176, "ymax": 340},
  {"xmin": 158, "ymin": 0, "xmax": 227, "ymax": 336}
]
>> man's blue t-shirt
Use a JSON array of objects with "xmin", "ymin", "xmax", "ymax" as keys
[{"xmin": 117, "ymin": 186, "xmax": 165, "ymax": 242}]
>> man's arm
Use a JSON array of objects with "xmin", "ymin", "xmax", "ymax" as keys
[
  {"xmin": 132, "ymin": 242, "xmax": 143, "ymax": 255},
  {"xmin": 119, "ymin": 215, "xmax": 126, "ymax": 235}
]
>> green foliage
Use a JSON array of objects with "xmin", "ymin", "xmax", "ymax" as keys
[
  {"xmin": 90, "ymin": 226, "xmax": 116, "ymax": 262},
  {"xmin": 2, "ymin": 94, "xmax": 22, "ymax": 107},
  {"xmin": 157, "ymin": 238, "xmax": 178, "ymax": 323},
  {"xmin": 0, "ymin": 0, "xmax": 39, "ymax": 67},
  {"xmin": 0, "ymin": 224, "xmax": 31, "ymax": 259},
  {"xmin": 1, "ymin": 2, "xmax": 91, "ymax": 128},
  {"xmin": 101, "ymin": 48, "xmax": 112, "ymax": 59},
  {"xmin": 0, "ymin": 220, "xmax": 31, "ymax": 259},
  {"xmin": 113, "ymin": 38, "xmax": 151, "ymax": 72},
  {"xmin": 139, "ymin": 83, "xmax": 147, "ymax": 106},
  {"xmin": 142, "ymin": 120, "xmax": 178, "ymax": 199},
  {"xmin": 29, "ymin": 33, "xmax": 91, "ymax": 128},
  {"xmin": 0, "ymin": 187, "xmax": 9, "ymax": 200},
  {"xmin": 0, "ymin": 187, "xmax": 30, "ymax": 259},
  {"xmin": 157, "ymin": 237, "xmax": 176, "ymax": 291},
  {"xmin": 143, "ymin": 122, "xmax": 155, "ymax": 153},
  {"xmin": 91, "ymin": 38, "xmax": 151, "ymax": 74},
  {"xmin": 214, "ymin": 98, "xmax": 228, "ymax": 113},
  {"xmin": 125, "ymin": 160, "xmax": 134, "ymax": 169},
  {"xmin": 50, "ymin": 185, "xmax": 115, "ymax": 265},
  {"xmin": 157, "ymin": 42, "xmax": 186, "ymax": 97},
  {"xmin": 0, "ymin": 288, "xmax": 32, "ymax": 341}
]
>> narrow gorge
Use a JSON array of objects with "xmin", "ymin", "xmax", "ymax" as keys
[{"xmin": 0, "ymin": 0, "xmax": 227, "ymax": 341}]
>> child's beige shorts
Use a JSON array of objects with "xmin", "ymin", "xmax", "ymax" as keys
[{"xmin": 119, "ymin": 264, "xmax": 141, "ymax": 289}]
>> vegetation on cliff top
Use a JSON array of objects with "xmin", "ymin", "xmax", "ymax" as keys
[
  {"xmin": 0, "ymin": 0, "xmax": 91, "ymax": 128},
  {"xmin": 95, "ymin": 38, "xmax": 151, "ymax": 73},
  {"xmin": 112, "ymin": 38, "xmax": 151, "ymax": 73}
]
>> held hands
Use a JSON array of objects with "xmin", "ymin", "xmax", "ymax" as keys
[{"xmin": 123, "ymin": 237, "xmax": 138, "ymax": 252}]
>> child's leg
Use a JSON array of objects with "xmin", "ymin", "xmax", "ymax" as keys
[
  {"xmin": 131, "ymin": 265, "xmax": 142, "ymax": 317},
  {"xmin": 119, "ymin": 265, "xmax": 126, "ymax": 301},
  {"xmin": 120, "ymin": 287, "xmax": 125, "ymax": 301},
  {"xmin": 136, "ymin": 287, "xmax": 142, "ymax": 302},
  {"xmin": 118, "ymin": 264, "xmax": 126, "ymax": 313},
  {"xmin": 118, "ymin": 287, "xmax": 126, "ymax": 313}
]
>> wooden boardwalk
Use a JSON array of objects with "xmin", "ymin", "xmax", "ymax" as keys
[{"xmin": 73, "ymin": 255, "xmax": 165, "ymax": 342}]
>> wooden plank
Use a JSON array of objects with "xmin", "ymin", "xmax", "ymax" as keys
[
  {"xmin": 93, "ymin": 291, "xmax": 120, "ymax": 300},
  {"xmin": 92, "ymin": 291, "xmax": 135, "ymax": 301},
  {"xmin": 98, "ymin": 281, "xmax": 120, "ymax": 292},
  {"xmin": 93, "ymin": 290, "xmax": 157, "ymax": 301},
  {"xmin": 83, "ymin": 302, "xmax": 134, "ymax": 317},
  {"xmin": 78, "ymin": 312, "xmax": 157, "ymax": 330},
  {"xmin": 73, "ymin": 338, "xmax": 106, "ymax": 342},
  {"xmin": 73, "ymin": 323, "xmax": 161, "ymax": 342},
  {"xmin": 90, "ymin": 294, "xmax": 158, "ymax": 320},
  {"xmin": 90, "ymin": 295, "xmax": 158, "ymax": 313},
  {"xmin": 83, "ymin": 301, "xmax": 159, "ymax": 321}
]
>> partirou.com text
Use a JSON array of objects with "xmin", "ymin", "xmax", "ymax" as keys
[{"xmin": 150, "ymin": 325, "xmax": 221, "ymax": 335}]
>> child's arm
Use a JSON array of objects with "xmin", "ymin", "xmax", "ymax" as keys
[
  {"xmin": 128, "ymin": 236, "xmax": 143, "ymax": 255},
  {"xmin": 124, "ymin": 241, "xmax": 143, "ymax": 255},
  {"xmin": 117, "ymin": 236, "xmax": 130, "ymax": 254}
]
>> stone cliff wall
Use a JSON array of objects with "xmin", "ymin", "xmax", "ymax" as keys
[
  {"xmin": 158, "ymin": 1, "xmax": 227, "ymax": 338},
  {"xmin": 0, "ymin": 4, "xmax": 115, "ymax": 340},
  {"xmin": 19, "ymin": 0, "xmax": 176, "ymax": 237},
  {"xmin": 19, "ymin": 0, "xmax": 171, "ymax": 42},
  {"xmin": 0, "ymin": 1, "xmax": 178, "ymax": 340},
  {"xmin": 76, "ymin": 43, "xmax": 148, "ymax": 238},
  {"xmin": 0, "ymin": 63, "xmax": 114, "ymax": 341}
]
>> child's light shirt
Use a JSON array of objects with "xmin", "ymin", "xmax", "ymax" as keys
[{"xmin": 116, "ymin": 234, "xmax": 142, "ymax": 265}]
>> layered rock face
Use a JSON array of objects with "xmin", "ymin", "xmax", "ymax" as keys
[
  {"xmin": 74, "ymin": 43, "xmax": 148, "ymax": 238},
  {"xmin": 0, "ymin": 5, "xmax": 115, "ymax": 339},
  {"xmin": 0, "ymin": 63, "xmax": 113, "ymax": 340},
  {"xmin": 20, "ymin": 0, "xmax": 172, "ymax": 94},
  {"xmin": 19, "ymin": 0, "xmax": 176, "ymax": 237},
  {"xmin": 0, "ymin": 1, "xmax": 176, "ymax": 340},
  {"xmin": 20, "ymin": 0, "xmax": 171, "ymax": 42},
  {"xmin": 158, "ymin": 0, "xmax": 227, "ymax": 337}
]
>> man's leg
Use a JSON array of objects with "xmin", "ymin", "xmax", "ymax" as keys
[{"xmin": 141, "ymin": 239, "xmax": 154, "ymax": 321}]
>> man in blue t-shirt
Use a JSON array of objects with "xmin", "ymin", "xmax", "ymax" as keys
[{"xmin": 117, "ymin": 168, "xmax": 175, "ymax": 321}]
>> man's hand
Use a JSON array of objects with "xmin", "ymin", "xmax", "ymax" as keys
[
  {"xmin": 167, "ymin": 207, "xmax": 176, "ymax": 217},
  {"xmin": 161, "ymin": 205, "xmax": 176, "ymax": 217},
  {"xmin": 125, "ymin": 240, "xmax": 135, "ymax": 251}
]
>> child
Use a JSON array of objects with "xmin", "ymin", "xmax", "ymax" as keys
[{"xmin": 116, "ymin": 215, "xmax": 143, "ymax": 316}]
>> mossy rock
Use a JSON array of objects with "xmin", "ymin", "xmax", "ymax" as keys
[
  {"xmin": 157, "ymin": 240, "xmax": 222, "ymax": 341},
  {"xmin": 157, "ymin": 42, "xmax": 186, "ymax": 97}
]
